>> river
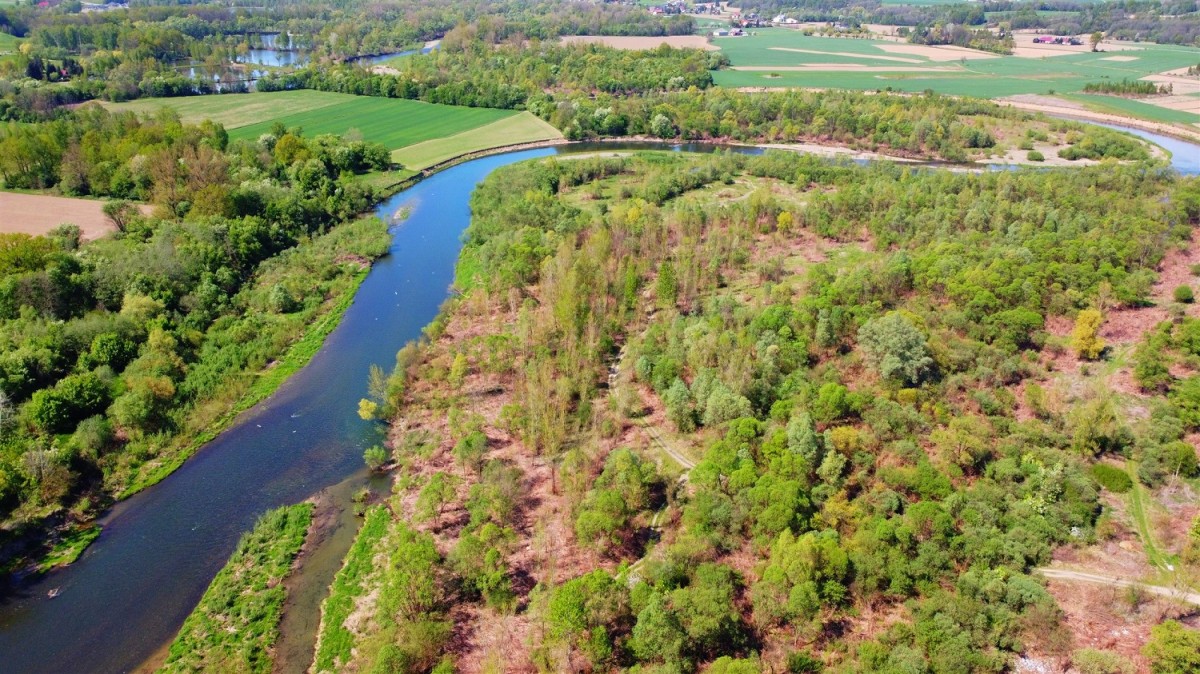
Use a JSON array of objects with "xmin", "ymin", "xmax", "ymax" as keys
[{"xmin": 0, "ymin": 134, "xmax": 1195, "ymax": 674}]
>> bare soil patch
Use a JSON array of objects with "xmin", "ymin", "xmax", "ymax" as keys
[
  {"xmin": 875, "ymin": 43, "xmax": 999, "ymax": 61},
  {"xmin": 1100, "ymin": 55, "xmax": 1141, "ymax": 62},
  {"xmin": 0, "ymin": 192, "xmax": 150, "ymax": 240},
  {"xmin": 560, "ymin": 35, "xmax": 716, "ymax": 51},
  {"xmin": 766, "ymin": 46, "xmax": 921, "ymax": 62}
]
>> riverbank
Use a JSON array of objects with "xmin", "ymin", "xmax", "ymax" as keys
[
  {"xmin": 1000, "ymin": 95, "xmax": 1200, "ymax": 146},
  {"xmin": 158, "ymin": 502, "xmax": 313, "ymax": 674},
  {"xmin": 3, "ymin": 218, "xmax": 391, "ymax": 583}
]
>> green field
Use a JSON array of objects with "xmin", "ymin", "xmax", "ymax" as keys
[
  {"xmin": 391, "ymin": 112, "xmax": 562, "ymax": 169},
  {"xmin": 713, "ymin": 29, "xmax": 1200, "ymax": 104},
  {"xmin": 107, "ymin": 91, "xmax": 523, "ymax": 156},
  {"xmin": 107, "ymin": 90, "xmax": 350, "ymax": 129},
  {"xmin": 1065, "ymin": 93, "xmax": 1200, "ymax": 124}
]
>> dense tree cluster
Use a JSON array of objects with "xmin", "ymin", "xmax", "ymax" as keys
[
  {"xmin": 0, "ymin": 110, "xmax": 392, "ymax": 540},
  {"xmin": 259, "ymin": 39, "xmax": 722, "ymax": 103},
  {"xmin": 344, "ymin": 149, "xmax": 1200, "ymax": 673}
]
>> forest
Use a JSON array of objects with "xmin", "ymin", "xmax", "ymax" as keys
[
  {"xmin": 0, "ymin": 0, "xmax": 1198, "ymax": 671},
  {"xmin": 321, "ymin": 150, "xmax": 1200, "ymax": 673},
  {"xmin": 0, "ymin": 107, "xmax": 391, "ymax": 567}
]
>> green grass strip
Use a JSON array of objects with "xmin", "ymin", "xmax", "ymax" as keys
[
  {"xmin": 159, "ymin": 503, "xmax": 313, "ymax": 674},
  {"xmin": 312, "ymin": 505, "xmax": 390, "ymax": 673},
  {"xmin": 35, "ymin": 525, "xmax": 101, "ymax": 574}
]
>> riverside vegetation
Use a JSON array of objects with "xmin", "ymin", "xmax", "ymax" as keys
[
  {"xmin": 160, "ymin": 503, "xmax": 313, "ymax": 674},
  {"xmin": 1, "ymin": 0, "xmax": 1198, "ymax": 670},
  {"xmin": 325, "ymin": 151, "xmax": 1200, "ymax": 673},
  {"xmin": 0, "ymin": 107, "xmax": 392, "ymax": 571}
]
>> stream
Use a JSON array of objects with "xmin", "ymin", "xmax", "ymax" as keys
[{"xmin": 0, "ymin": 132, "xmax": 1195, "ymax": 674}]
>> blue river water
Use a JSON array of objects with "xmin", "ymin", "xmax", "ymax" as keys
[{"xmin": 0, "ymin": 131, "xmax": 1194, "ymax": 673}]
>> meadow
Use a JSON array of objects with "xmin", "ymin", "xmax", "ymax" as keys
[
  {"xmin": 107, "ymin": 91, "xmax": 564, "ymax": 168},
  {"xmin": 390, "ymin": 112, "xmax": 562, "ymax": 169},
  {"xmin": 713, "ymin": 29, "xmax": 1200, "ymax": 123}
]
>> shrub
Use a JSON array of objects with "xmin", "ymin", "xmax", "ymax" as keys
[
  {"xmin": 1027, "ymin": 150, "xmax": 1045, "ymax": 162},
  {"xmin": 1174, "ymin": 285, "xmax": 1194, "ymax": 304},
  {"xmin": 1071, "ymin": 309, "xmax": 1106, "ymax": 360},
  {"xmin": 1072, "ymin": 648, "xmax": 1133, "ymax": 674},
  {"xmin": 1090, "ymin": 463, "xmax": 1132, "ymax": 493}
]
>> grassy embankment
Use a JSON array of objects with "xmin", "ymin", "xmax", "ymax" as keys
[
  {"xmin": 311, "ymin": 504, "xmax": 390, "ymax": 673},
  {"xmin": 159, "ymin": 503, "xmax": 313, "ymax": 674}
]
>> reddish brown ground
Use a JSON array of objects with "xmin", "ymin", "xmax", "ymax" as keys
[{"xmin": 0, "ymin": 192, "xmax": 151, "ymax": 240}]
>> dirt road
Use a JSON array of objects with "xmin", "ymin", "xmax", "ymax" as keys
[{"xmin": 1039, "ymin": 567, "xmax": 1200, "ymax": 607}]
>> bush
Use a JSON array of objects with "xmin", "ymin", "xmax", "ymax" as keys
[
  {"xmin": 1174, "ymin": 285, "xmax": 1194, "ymax": 304},
  {"xmin": 1027, "ymin": 150, "xmax": 1045, "ymax": 162},
  {"xmin": 1090, "ymin": 463, "xmax": 1132, "ymax": 493},
  {"xmin": 1072, "ymin": 648, "xmax": 1133, "ymax": 674},
  {"xmin": 1071, "ymin": 309, "xmax": 1106, "ymax": 360}
]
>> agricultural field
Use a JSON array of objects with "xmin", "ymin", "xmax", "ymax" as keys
[
  {"xmin": 0, "ymin": 192, "xmax": 151, "ymax": 239},
  {"xmin": 390, "ymin": 112, "xmax": 563, "ymax": 169},
  {"xmin": 106, "ymin": 91, "xmax": 543, "ymax": 165},
  {"xmin": 713, "ymin": 29, "xmax": 1200, "ymax": 124}
]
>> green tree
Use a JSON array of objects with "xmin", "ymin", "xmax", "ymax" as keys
[
  {"xmin": 415, "ymin": 472, "xmax": 459, "ymax": 526},
  {"xmin": 1142, "ymin": 620, "xmax": 1200, "ymax": 674},
  {"xmin": 857, "ymin": 312, "xmax": 933, "ymax": 386}
]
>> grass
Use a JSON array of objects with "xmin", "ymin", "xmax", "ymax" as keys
[
  {"xmin": 105, "ymin": 90, "xmax": 350, "ymax": 130},
  {"xmin": 160, "ymin": 503, "xmax": 313, "ymax": 674},
  {"xmin": 36, "ymin": 524, "xmax": 101, "ymax": 573},
  {"xmin": 1065, "ymin": 93, "xmax": 1200, "ymax": 124},
  {"xmin": 313, "ymin": 504, "xmax": 390, "ymax": 673},
  {"xmin": 713, "ymin": 28, "xmax": 1200, "ymax": 103},
  {"xmin": 227, "ymin": 95, "xmax": 516, "ymax": 148},
  {"xmin": 109, "ymin": 91, "xmax": 521, "ymax": 153},
  {"xmin": 1125, "ymin": 460, "xmax": 1177, "ymax": 571},
  {"xmin": 391, "ymin": 112, "xmax": 563, "ymax": 170}
]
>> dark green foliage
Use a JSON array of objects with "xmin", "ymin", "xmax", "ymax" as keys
[
  {"xmin": 1082, "ymin": 79, "xmax": 1168, "ymax": 96},
  {"xmin": 1090, "ymin": 463, "xmax": 1132, "ymax": 493}
]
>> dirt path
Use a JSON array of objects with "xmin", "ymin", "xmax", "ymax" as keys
[
  {"xmin": 1038, "ymin": 568, "xmax": 1200, "ymax": 606},
  {"xmin": 998, "ymin": 96, "xmax": 1200, "ymax": 145}
]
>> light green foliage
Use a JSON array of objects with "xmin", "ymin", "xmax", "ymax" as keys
[
  {"xmin": 162, "ymin": 504, "xmax": 312, "ymax": 674},
  {"xmin": 415, "ymin": 472, "xmax": 459, "ymax": 526},
  {"xmin": 363, "ymin": 445, "xmax": 389, "ymax": 471},
  {"xmin": 1142, "ymin": 620, "xmax": 1200, "ymax": 674},
  {"xmin": 1072, "ymin": 648, "xmax": 1134, "ymax": 674},
  {"xmin": 751, "ymin": 530, "xmax": 850, "ymax": 627},
  {"xmin": 1174, "ymin": 285, "xmax": 1195, "ymax": 304},
  {"xmin": 858, "ymin": 312, "xmax": 933, "ymax": 386},
  {"xmin": 453, "ymin": 430, "xmax": 489, "ymax": 475},
  {"xmin": 575, "ymin": 448, "xmax": 662, "ymax": 551},
  {"xmin": 543, "ymin": 570, "xmax": 632, "ymax": 668}
]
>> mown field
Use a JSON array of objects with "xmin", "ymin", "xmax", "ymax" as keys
[
  {"xmin": 107, "ymin": 91, "xmax": 563, "ymax": 168},
  {"xmin": 714, "ymin": 29, "xmax": 1200, "ymax": 122},
  {"xmin": 390, "ymin": 112, "xmax": 562, "ymax": 169}
]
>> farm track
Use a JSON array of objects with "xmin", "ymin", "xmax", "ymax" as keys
[{"xmin": 1038, "ymin": 568, "xmax": 1200, "ymax": 607}]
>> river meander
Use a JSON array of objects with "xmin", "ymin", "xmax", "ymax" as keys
[{"xmin": 0, "ymin": 134, "xmax": 1195, "ymax": 673}]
